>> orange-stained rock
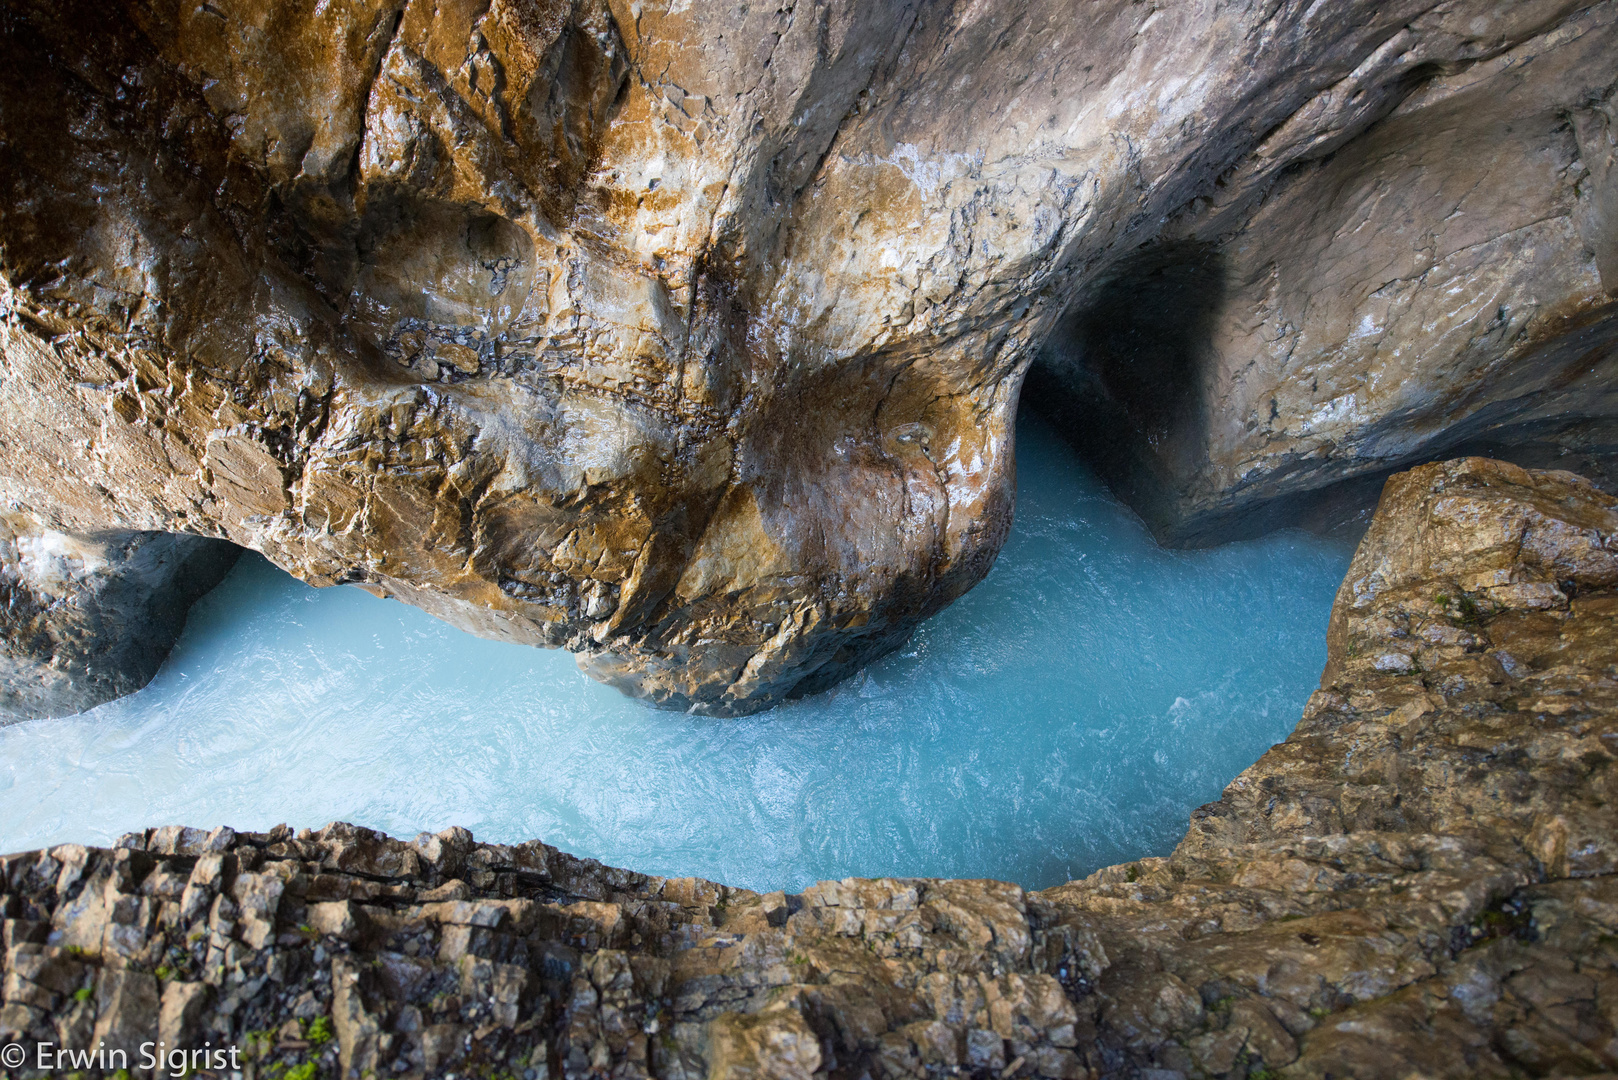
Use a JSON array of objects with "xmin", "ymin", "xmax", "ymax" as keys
[{"xmin": 1, "ymin": 0, "xmax": 1615, "ymax": 713}]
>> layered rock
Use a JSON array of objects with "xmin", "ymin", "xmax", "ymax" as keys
[
  {"xmin": 3, "ymin": 0, "xmax": 1615, "ymax": 712},
  {"xmin": 3, "ymin": 458, "xmax": 1616, "ymax": 1077},
  {"xmin": 0, "ymin": 516, "xmax": 237, "ymax": 722}
]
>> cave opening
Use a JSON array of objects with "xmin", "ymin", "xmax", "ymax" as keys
[
  {"xmin": 1024, "ymin": 241, "xmax": 1618, "ymax": 549},
  {"xmin": 1022, "ymin": 239, "xmax": 1227, "ymax": 542}
]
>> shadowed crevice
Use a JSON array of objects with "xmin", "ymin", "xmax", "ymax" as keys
[{"xmin": 1024, "ymin": 240, "xmax": 1228, "ymax": 539}]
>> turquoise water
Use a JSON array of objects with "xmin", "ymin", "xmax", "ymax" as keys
[{"xmin": 0, "ymin": 416, "xmax": 1353, "ymax": 890}]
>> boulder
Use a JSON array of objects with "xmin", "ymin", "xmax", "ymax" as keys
[{"xmin": 0, "ymin": 515, "xmax": 238, "ymax": 721}]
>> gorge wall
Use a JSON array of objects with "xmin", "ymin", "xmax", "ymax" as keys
[
  {"xmin": 1027, "ymin": 3, "xmax": 1618, "ymax": 544},
  {"xmin": 1, "ymin": 0, "xmax": 1615, "ymax": 716},
  {"xmin": 0, "ymin": 517, "xmax": 238, "ymax": 722},
  {"xmin": 3, "ymin": 457, "xmax": 1616, "ymax": 1077}
]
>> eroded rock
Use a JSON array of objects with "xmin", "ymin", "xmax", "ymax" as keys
[
  {"xmin": 1030, "ymin": 5, "xmax": 1618, "ymax": 543},
  {"xmin": 3, "ymin": 0, "xmax": 1614, "ymax": 711},
  {"xmin": 0, "ymin": 514, "xmax": 238, "ymax": 721},
  {"xmin": 3, "ymin": 455, "xmax": 1617, "ymax": 1077}
]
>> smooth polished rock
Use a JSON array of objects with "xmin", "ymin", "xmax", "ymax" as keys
[
  {"xmin": 0, "ymin": 515, "xmax": 238, "ymax": 721},
  {"xmin": 1029, "ymin": 5, "xmax": 1618, "ymax": 543},
  {"xmin": 2, "ymin": 0, "xmax": 1615, "ymax": 711}
]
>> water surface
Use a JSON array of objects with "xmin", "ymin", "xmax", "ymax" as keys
[{"xmin": 0, "ymin": 416, "xmax": 1353, "ymax": 890}]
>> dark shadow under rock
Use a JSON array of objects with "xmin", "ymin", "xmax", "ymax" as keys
[{"xmin": 0, "ymin": 524, "xmax": 240, "ymax": 722}]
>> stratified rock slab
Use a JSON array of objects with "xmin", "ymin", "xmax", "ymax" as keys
[{"xmin": 2, "ymin": 456, "xmax": 1616, "ymax": 1077}]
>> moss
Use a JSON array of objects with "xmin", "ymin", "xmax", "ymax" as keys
[
  {"xmin": 306, "ymin": 1016, "xmax": 334, "ymax": 1045},
  {"xmin": 1124, "ymin": 864, "xmax": 1140, "ymax": 883},
  {"xmin": 73, "ymin": 986, "xmax": 92, "ymax": 1003}
]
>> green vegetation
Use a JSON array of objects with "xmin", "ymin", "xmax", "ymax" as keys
[
  {"xmin": 306, "ymin": 1016, "xmax": 335, "ymax": 1045},
  {"xmin": 267, "ymin": 1062, "xmax": 319, "ymax": 1080},
  {"xmin": 1437, "ymin": 589, "xmax": 1490, "ymax": 625}
]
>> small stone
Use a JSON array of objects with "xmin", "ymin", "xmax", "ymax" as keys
[{"xmin": 306, "ymin": 901, "xmax": 361, "ymax": 942}]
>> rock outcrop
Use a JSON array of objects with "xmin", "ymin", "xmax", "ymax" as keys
[
  {"xmin": 3, "ymin": 457, "xmax": 1615, "ymax": 1077},
  {"xmin": 0, "ymin": 516, "xmax": 238, "ymax": 722},
  {"xmin": 1028, "ymin": 4, "xmax": 1618, "ymax": 544},
  {"xmin": 2, "ymin": 0, "xmax": 1615, "ymax": 713}
]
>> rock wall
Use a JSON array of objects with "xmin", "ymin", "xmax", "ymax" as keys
[
  {"xmin": 3, "ymin": 0, "xmax": 1614, "ymax": 712},
  {"xmin": 2, "ymin": 456, "xmax": 1615, "ymax": 1077},
  {"xmin": 0, "ymin": 517, "xmax": 238, "ymax": 722},
  {"xmin": 1029, "ymin": 4, "xmax": 1618, "ymax": 544}
]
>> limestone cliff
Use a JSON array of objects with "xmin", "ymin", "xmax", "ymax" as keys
[
  {"xmin": 2, "ymin": 456, "xmax": 1616, "ymax": 1077},
  {"xmin": 3, "ymin": 0, "xmax": 1614, "ymax": 714}
]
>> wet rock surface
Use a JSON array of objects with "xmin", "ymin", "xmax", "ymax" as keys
[
  {"xmin": 0, "ymin": 517, "xmax": 238, "ymax": 722},
  {"xmin": 3, "ymin": 0, "xmax": 1615, "ymax": 712},
  {"xmin": 3, "ymin": 457, "xmax": 1616, "ymax": 1078}
]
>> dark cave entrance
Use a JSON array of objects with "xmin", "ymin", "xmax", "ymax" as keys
[
  {"xmin": 1020, "ymin": 240, "xmax": 1228, "ymax": 541},
  {"xmin": 1020, "ymin": 241, "xmax": 1618, "ymax": 547}
]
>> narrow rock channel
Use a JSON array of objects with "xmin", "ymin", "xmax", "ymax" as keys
[{"xmin": 3, "ymin": 457, "xmax": 1616, "ymax": 1079}]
